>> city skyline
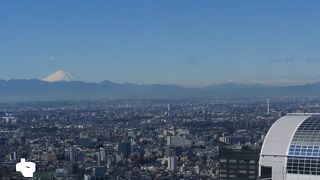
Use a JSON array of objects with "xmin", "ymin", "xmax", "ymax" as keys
[{"xmin": 2, "ymin": 1, "xmax": 320, "ymax": 86}]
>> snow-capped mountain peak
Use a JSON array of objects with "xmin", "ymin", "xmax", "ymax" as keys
[{"xmin": 42, "ymin": 70, "xmax": 76, "ymax": 82}]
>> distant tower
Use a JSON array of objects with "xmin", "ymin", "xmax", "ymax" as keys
[{"xmin": 267, "ymin": 99, "xmax": 270, "ymax": 115}]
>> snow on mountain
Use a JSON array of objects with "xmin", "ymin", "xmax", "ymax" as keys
[{"xmin": 42, "ymin": 70, "xmax": 76, "ymax": 82}]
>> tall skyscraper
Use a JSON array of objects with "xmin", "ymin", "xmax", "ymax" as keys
[
  {"xmin": 118, "ymin": 141, "xmax": 131, "ymax": 160},
  {"xmin": 69, "ymin": 147, "xmax": 76, "ymax": 162},
  {"xmin": 100, "ymin": 147, "xmax": 106, "ymax": 162},
  {"xmin": 167, "ymin": 156, "xmax": 178, "ymax": 171},
  {"xmin": 167, "ymin": 103, "xmax": 171, "ymax": 112}
]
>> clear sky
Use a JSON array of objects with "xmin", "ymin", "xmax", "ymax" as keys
[{"xmin": 1, "ymin": 0, "xmax": 320, "ymax": 86}]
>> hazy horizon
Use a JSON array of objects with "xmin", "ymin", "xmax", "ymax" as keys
[
  {"xmin": 2, "ymin": 1, "xmax": 320, "ymax": 86},
  {"xmin": 1, "ymin": 69, "xmax": 319, "ymax": 88}
]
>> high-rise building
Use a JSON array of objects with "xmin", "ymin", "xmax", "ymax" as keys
[
  {"xmin": 118, "ymin": 141, "xmax": 131, "ymax": 160},
  {"xmin": 100, "ymin": 147, "xmax": 106, "ymax": 162},
  {"xmin": 95, "ymin": 151, "xmax": 102, "ymax": 162},
  {"xmin": 218, "ymin": 145, "xmax": 259, "ymax": 180},
  {"xmin": 106, "ymin": 154, "xmax": 115, "ymax": 168},
  {"xmin": 165, "ymin": 146, "xmax": 176, "ymax": 157},
  {"xmin": 69, "ymin": 147, "xmax": 76, "ymax": 161},
  {"xmin": 260, "ymin": 114, "xmax": 320, "ymax": 180},
  {"xmin": 167, "ymin": 103, "xmax": 171, "ymax": 112},
  {"xmin": 167, "ymin": 156, "xmax": 178, "ymax": 171}
]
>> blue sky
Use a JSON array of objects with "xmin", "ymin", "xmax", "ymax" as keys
[{"xmin": 1, "ymin": 0, "xmax": 320, "ymax": 86}]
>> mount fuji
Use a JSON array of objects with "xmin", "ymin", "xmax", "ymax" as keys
[{"xmin": 42, "ymin": 70, "xmax": 76, "ymax": 82}]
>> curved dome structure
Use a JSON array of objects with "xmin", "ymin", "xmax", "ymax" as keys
[{"xmin": 259, "ymin": 114, "xmax": 320, "ymax": 180}]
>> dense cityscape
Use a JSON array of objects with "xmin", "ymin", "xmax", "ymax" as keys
[
  {"xmin": 3, "ymin": 0, "xmax": 320, "ymax": 179},
  {"xmin": 0, "ymin": 97, "xmax": 318, "ymax": 179}
]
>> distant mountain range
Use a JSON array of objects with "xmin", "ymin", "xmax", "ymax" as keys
[{"xmin": 1, "ymin": 78, "xmax": 320, "ymax": 102}]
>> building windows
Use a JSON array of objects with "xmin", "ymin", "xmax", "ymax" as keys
[
  {"xmin": 219, "ymin": 146, "xmax": 259, "ymax": 180},
  {"xmin": 220, "ymin": 159, "xmax": 227, "ymax": 163},
  {"xmin": 239, "ymin": 170, "xmax": 247, "ymax": 173},
  {"xmin": 286, "ymin": 116, "xmax": 320, "ymax": 175},
  {"xmin": 220, "ymin": 174, "xmax": 227, "ymax": 177},
  {"xmin": 287, "ymin": 156, "xmax": 320, "ymax": 175},
  {"xmin": 260, "ymin": 166, "xmax": 272, "ymax": 178}
]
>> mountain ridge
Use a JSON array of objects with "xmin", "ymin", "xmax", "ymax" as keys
[{"xmin": 0, "ymin": 79, "xmax": 320, "ymax": 102}]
